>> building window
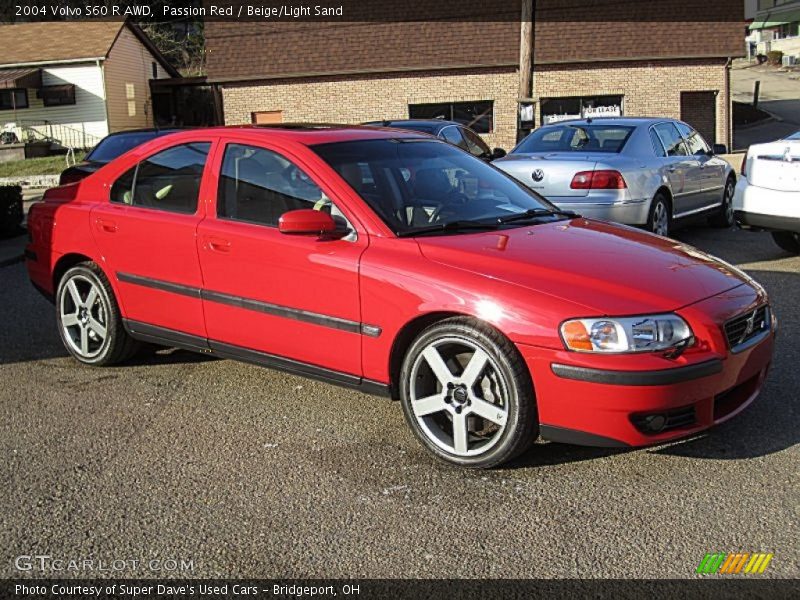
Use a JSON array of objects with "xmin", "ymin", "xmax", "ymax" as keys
[
  {"xmin": 541, "ymin": 95, "xmax": 623, "ymax": 125},
  {"xmin": 409, "ymin": 101, "xmax": 494, "ymax": 133},
  {"xmin": 39, "ymin": 85, "xmax": 76, "ymax": 107},
  {"xmin": 152, "ymin": 62, "xmax": 158, "ymax": 79},
  {"xmin": 0, "ymin": 89, "xmax": 28, "ymax": 110}
]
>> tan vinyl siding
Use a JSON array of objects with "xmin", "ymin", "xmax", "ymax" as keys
[
  {"xmin": 0, "ymin": 63, "xmax": 108, "ymax": 149},
  {"xmin": 104, "ymin": 26, "xmax": 169, "ymax": 131}
]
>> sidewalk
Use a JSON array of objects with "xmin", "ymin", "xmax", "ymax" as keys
[{"xmin": 0, "ymin": 189, "xmax": 43, "ymax": 268}]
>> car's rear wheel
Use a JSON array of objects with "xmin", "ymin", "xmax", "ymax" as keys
[
  {"xmin": 647, "ymin": 192, "xmax": 671, "ymax": 237},
  {"xmin": 399, "ymin": 317, "xmax": 537, "ymax": 469},
  {"xmin": 56, "ymin": 263, "xmax": 140, "ymax": 366},
  {"xmin": 709, "ymin": 176, "xmax": 735, "ymax": 228},
  {"xmin": 772, "ymin": 231, "xmax": 800, "ymax": 254}
]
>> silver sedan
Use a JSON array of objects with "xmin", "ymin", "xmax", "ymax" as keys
[{"xmin": 494, "ymin": 117, "xmax": 736, "ymax": 237}]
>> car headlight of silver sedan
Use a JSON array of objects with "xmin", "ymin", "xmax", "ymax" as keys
[{"xmin": 560, "ymin": 314, "xmax": 693, "ymax": 353}]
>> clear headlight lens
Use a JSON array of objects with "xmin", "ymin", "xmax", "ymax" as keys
[{"xmin": 561, "ymin": 314, "xmax": 693, "ymax": 353}]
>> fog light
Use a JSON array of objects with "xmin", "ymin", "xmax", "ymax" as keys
[{"xmin": 644, "ymin": 414, "xmax": 666, "ymax": 432}]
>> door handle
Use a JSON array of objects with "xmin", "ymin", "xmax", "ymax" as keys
[
  {"xmin": 203, "ymin": 236, "xmax": 231, "ymax": 253},
  {"xmin": 95, "ymin": 218, "xmax": 117, "ymax": 233}
]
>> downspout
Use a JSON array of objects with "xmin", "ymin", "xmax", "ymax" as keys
[
  {"xmin": 724, "ymin": 57, "xmax": 732, "ymax": 152},
  {"xmin": 98, "ymin": 58, "xmax": 110, "ymax": 136}
]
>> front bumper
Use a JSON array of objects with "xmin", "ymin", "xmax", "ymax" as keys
[{"xmin": 518, "ymin": 286, "xmax": 775, "ymax": 447}]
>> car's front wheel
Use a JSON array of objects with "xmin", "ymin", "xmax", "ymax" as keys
[
  {"xmin": 772, "ymin": 231, "xmax": 800, "ymax": 254},
  {"xmin": 56, "ymin": 263, "xmax": 140, "ymax": 366},
  {"xmin": 399, "ymin": 317, "xmax": 537, "ymax": 468}
]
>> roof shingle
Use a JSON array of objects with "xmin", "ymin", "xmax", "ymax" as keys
[{"xmin": 0, "ymin": 21, "xmax": 125, "ymax": 66}]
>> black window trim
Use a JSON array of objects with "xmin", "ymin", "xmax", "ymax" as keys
[{"xmin": 408, "ymin": 100, "xmax": 495, "ymax": 134}]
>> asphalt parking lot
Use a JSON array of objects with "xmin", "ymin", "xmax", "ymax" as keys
[{"xmin": 1, "ymin": 226, "xmax": 798, "ymax": 580}]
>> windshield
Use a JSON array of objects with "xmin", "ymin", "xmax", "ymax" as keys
[
  {"xmin": 515, "ymin": 124, "xmax": 635, "ymax": 154},
  {"xmin": 86, "ymin": 131, "xmax": 174, "ymax": 163},
  {"xmin": 312, "ymin": 138, "xmax": 554, "ymax": 235}
]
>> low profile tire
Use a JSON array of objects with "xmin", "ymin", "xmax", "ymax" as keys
[
  {"xmin": 55, "ymin": 262, "xmax": 140, "ymax": 366},
  {"xmin": 399, "ymin": 317, "xmax": 538, "ymax": 469},
  {"xmin": 647, "ymin": 192, "xmax": 672, "ymax": 237},
  {"xmin": 772, "ymin": 231, "xmax": 800, "ymax": 254},
  {"xmin": 709, "ymin": 176, "xmax": 736, "ymax": 228}
]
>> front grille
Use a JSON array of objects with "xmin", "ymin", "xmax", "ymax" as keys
[{"xmin": 724, "ymin": 305, "xmax": 769, "ymax": 351}]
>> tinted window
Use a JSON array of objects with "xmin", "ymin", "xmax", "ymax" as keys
[
  {"xmin": 218, "ymin": 144, "xmax": 332, "ymax": 227},
  {"xmin": 87, "ymin": 131, "xmax": 177, "ymax": 163},
  {"xmin": 515, "ymin": 124, "xmax": 634, "ymax": 154},
  {"xmin": 461, "ymin": 127, "xmax": 491, "ymax": 157},
  {"xmin": 409, "ymin": 101, "xmax": 494, "ymax": 133},
  {"xmin": 0, "ymin": 89, "xmax": 28, "ymax": 110},
  {"xmin": 110, "ymin": 143, "xmax": 210, "ymax": 213},
  {"xmin": 675, "ymin": 122, "xmax": 709, "ymax": 155},
  {"xmin": 653, "ymin": 123, "xmax": 688, "ymax": 157},
  {"xmin": 439, "ymin": 126, "xmax": 468, "ymax": 150},
  {"xmin": 313, "ymin": 139, "xmax": 552, "ymax": 235}
]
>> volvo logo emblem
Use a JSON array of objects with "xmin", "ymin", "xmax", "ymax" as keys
[
  {"xmin": 739, "ymin": 309, "xmax": 762, "ymax": 345},
  {"xmin": 531, "ymin": 169, "xmax": 545, "ymax": 182}
]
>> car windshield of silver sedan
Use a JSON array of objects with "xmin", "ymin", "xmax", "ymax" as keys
[
  {"xmin": 312, "ymin": 138, "xmax": 567, "ymax": 236},
  {"xmin": 514, "ymin": 124, "xmax": 635, "ymax": 154}
]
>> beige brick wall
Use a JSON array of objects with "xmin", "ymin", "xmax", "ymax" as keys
[
  {"xmin": 222, "ymin": 67, "xmax": 520, "ymax": 150},
  {"xmin": 533, "ymin": 59, "xmax": 731, "ymax": 147}
]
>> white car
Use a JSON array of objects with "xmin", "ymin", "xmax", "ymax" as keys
[{"xmin": 734, "ymin": 131, "xmax": 800, "ymax": 253}]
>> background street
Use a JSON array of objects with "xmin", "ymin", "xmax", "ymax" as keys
[
  {"xmin": 733, "ymin": 64, "xmax": 800, "ymax": 149},
  {"xmin": 1, "ymin": 227, "xmax": 798, "ymax": 579}
]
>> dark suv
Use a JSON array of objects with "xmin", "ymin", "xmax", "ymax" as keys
[{"xmin": 363, "ymin": 120, "xmax": 506, "ymax": 161}]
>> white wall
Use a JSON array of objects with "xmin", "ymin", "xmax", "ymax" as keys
[{"xmin": 0, "ymin": 63, "xmax": 108, "ymax": 148}]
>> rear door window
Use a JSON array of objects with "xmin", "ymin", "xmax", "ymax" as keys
[
  {"xmin": 461, "ymin": 127, "xmax": 491, "ymax": 157},
  {"xmin": 110, "ymin": 142, "xmax": 210, "ymax": 213},
  {"xmin": 439, "ymin": 126, "xmax": 469, "ymax": 150},
  {"xmin": 653, "ymin": 123, "xmax": 689, "ymax": 157}
]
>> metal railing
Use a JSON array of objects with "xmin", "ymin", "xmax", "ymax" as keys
[{"xmin": 14, "ymin": 120, "xmax": 101, "ymax": 151}]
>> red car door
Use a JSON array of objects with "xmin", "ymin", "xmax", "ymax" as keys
[
  {"xmin": 196, "ymin": 138, "xmax": 368, "ymax": 377},
  {"xmin": 90, "ymin": 139, "xmax": 217, "ymax": 339}
]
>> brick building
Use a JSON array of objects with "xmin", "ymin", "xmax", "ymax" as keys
[{"xmin": 206, "ymin": 0, "xmax": 744, "ymax": 150}]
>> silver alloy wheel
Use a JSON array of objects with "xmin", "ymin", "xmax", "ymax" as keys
[
  {"xmin": 60, "ymin": 274, "xmax": 108, "ymax": 359},
  {"xmin": 724, "ymin": 179, "xmax": 735, "ymax": 223},
  {"xmin": 408, "ymin": 336, "xmax": 509, "ymax": 457},
  {"xmin": 652, "ymin": 201, "xmax": 669, "ymax": 236}
]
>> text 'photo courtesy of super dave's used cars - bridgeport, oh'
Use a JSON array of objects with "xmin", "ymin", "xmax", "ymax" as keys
[{"xmin": 25, "ymin": 125, "xmax": 775, "ymax": 468}]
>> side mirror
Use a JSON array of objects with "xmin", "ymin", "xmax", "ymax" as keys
[
  {"xmin": 491, "ymin": 147, "xmax": 507, "ymax": 160},
  {"xmin": 278, "ymin": 209, "xmax": 337, "ymax": 236},
  {"xmin": 712, "ymin": 144, "xmax": 728, "ymax": 155}
]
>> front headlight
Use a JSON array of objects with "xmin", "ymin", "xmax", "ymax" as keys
[{"xmin": 560, "ymin": 314, "xmax": 693, "ymax": 353}]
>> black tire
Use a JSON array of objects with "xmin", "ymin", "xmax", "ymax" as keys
[
  {"xmin": 709, "ymin": 175, "xmax": 736, "ymax": 228},
  {"xmin": 399, "ymin": 317, "xmax": 538, "ymax": 469},
  {"xmin": 55, "ymin": 262, "xmax": 140, "ymax": 366},
  {"xmin": 772, "ymin": 231, "xmax": 800, "ymax": 254},
  {"xmin": 646, "ymin": 192, "xmax": 672, "ymax": 237}
]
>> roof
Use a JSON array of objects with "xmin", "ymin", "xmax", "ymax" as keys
[
  {"xmin": 539, "ymin": 117, "xmax": 677, "ymax": 127},
  {"xmin": 363, "ymin": 119, "xmax": 460, "ymax": 133},
  {"xmin": 156, "ymin": 125, "xmax": 430, "ymax": 146},
  {"xmin": 0, "ymin": 21, "xmax": 178, "ymax": 75}
]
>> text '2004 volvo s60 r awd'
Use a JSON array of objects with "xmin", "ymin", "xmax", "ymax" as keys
[{"xmin": 25, "ymin": 125, "xmax": 775, "ymax": 468}]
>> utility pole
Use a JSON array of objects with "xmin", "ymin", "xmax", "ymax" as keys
[{"xmin": 517, "ymin": 0, "xmax": 535, "ymax": 142}]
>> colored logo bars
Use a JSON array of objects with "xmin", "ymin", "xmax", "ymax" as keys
[{"xmin": 697, "ymin": 553, "xmax": 773, "ymax": 574}]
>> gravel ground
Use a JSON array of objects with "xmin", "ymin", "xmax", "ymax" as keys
[{"xmin": 0, "ymin": 226, "xmax": 797, "ymax": 580}]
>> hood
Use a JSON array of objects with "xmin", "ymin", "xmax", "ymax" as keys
[{"xmin": 416, "ymin": 219, "xmax": 749, "ymax": 315}]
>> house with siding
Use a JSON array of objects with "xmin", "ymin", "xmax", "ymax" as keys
[
  {"xmin": 206, "ymin": 0, "xmax": 744, "ymax": 150},
  {"xmin": 0, "ymin": 21, "xmax": 177, "ymax": 152}
]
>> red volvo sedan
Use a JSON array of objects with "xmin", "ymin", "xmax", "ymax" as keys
[{"xmin": 25, "ymin": 126, "xmax": 775, "ymax": 468}]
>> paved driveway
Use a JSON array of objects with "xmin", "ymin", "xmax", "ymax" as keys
[
  {"xmin": 0, "ymin": 227, "xmax": 798, "ymax": 579},
  {"xmin": 733, "ymin": 65, "xmax": 800, "ymax": 149}
]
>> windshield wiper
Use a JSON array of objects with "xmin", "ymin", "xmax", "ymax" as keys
[
  {"xmin": 497, "ymin": 208, "xmax": 579, "ymax": 225},
  {"xmin": 396, "ymin": 220, "xmax": 500, "ymax": 238}
]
